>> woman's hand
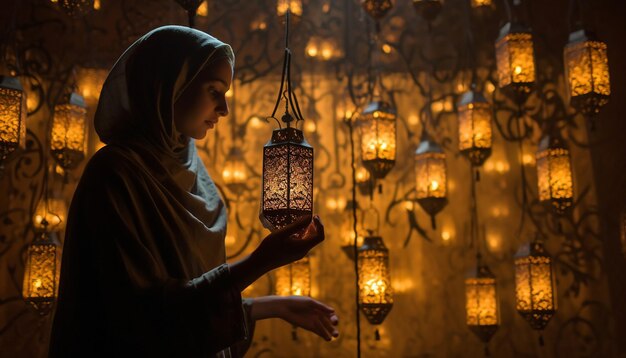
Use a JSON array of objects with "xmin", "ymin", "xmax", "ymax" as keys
[{"xmin": 250, "ymin": 295, "xmax": 339, "ymax": 341}]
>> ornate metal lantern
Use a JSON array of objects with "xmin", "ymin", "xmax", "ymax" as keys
[
  {"xmin": 465, "ymin": 260, "xmax": 499, "ymax": 345},
  {"xmin": 0, "ymin": 75, "xmax": 26, "ymax": 167},
  {"xmin": 415, "ymin": 132, "xmax": 448, "ymax": 228},
  {"xmin": 56, "ymin": 0, "xmax": 94, "ymax": 16},
  {"xmin": 495, "ymin": 22, "xmax": 536, "ymax": 102},
  {"xmin": 564, "ymin": 29, "xmax": 611, "ymax": 117},
  {"xmin": 51, "ymin": 92, "xmax": 87, "ymax": 170},
  {"xmin": 358, "ymin": 101, "xmax": 397, "ymax": 179},
  {"xmin": 412, "ymin": 0, "xmax": 443, "ymax": 21},
  {"xmin": 222, "ymin": 147, "xmax": 248, "ymax": 196},
  {"xmin": 358, "ymin": 235, "xmax": 393, "ymax": 331},
  {"xmin": 536, "ymin": 131, "xmax": 574, "ymax": 215},
  {"xmin": 515, "ymin": 239, "xmax": 558, "ymax": 332},
  {"xmin": 277, "ymin": 0, "xmax": 303, "ymax": 23},
  {"xmin": 361, "ymin": 0, "xmax": 394, "ymax": 20},
  {"xmin": 22, "ymin": 228, "xmax": 61, "ymax": 315},
  {"xmin": 457, "ymin": 89, "xmax": 492, "ymax": 167},
  {"xmin": 275, "ymin": 255, "xmax": 311, "ymax": 297}
]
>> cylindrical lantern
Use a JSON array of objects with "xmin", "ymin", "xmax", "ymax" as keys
[
  {"xmin": 412, "ymin": 0, "xmax": 443, "ymax": 21},
  {"xmin": 275, "ymin": 255, "xmax": 311, "ymax": 297},
  {"xmin": 415, "ymin": 132, "xmax": 448, "ymax": 228},
  {"xmin": 495, "ymin": 22, "xmax": 536, "ymax": 102},
  {"xmin": 361, "ymin": 0, "xmax": 394, "ymax": 20},
  {"xmin": 358, "ymin": 101, "xmax": 397, "ymax": 179},
  {"xmin": 22, "ymin": 231, "xmax": 61, "ymax": 315},
  {"xmin": 358, "ymin": 235, "xmax": 393, "ymax": 325},
  {"xmin": 536, "ymin": 132, "xmax": 574, "ymax": 215},
  {"xmin": 261, "ymin": 126, "xmax": 314, "ymax": 230},
  {"xmin": 33, "ymin": 197, "xmax": 67, "ymax": 233},
  {"xmin": 457, "ymin": 90, "xmax": 493, "ymax": 167},
  {"xmin": 222, "ymin": 147, "xmax": 248, "ymax": 196},
  {"xmin": 0, "ymin": 75, "xmax": 26, "ymax": 165},
  {"xmin": 564, "ymin": 29, "xmax": 611, "ymax": 117},
  {"xmin": 465, "ymin": 262, "xmax": 500, "ymax": 344},
  {"xmin": 51, "ymin": 92, "xmax": 87, "ymax": 170},
  {"xmin": 515, "ymin": 239, "xmax": 558, "ymax": 331},
  {"xmin": 277, "ymin": 0, "xmax": 303, "ymax": 23}
]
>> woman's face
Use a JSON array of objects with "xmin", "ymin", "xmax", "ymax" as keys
[{"xmin": 173, "ymin": 57, "xmax": 233, "ymax": 139}]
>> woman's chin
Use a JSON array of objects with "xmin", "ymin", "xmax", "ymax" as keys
[{"xmin": 191, "ymin": 130, "xmax": 208, "ymax": 140}]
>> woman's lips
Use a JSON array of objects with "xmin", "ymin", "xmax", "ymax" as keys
[{"xmin": 205, "ymin": 119, "xmax": 218, "ymax": 128}]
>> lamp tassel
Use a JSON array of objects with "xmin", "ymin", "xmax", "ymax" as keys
[
  {"xmin": 538, "ymin": 333, "xmax": 545, "ymax": 346},
  {"xmin": 484, "ymin": 344, "xmax": 490, "ymax": 357},
  {"xmin": 430, "ymin": 215, "xmax": 437, "ymax": 230},
  {"xmin": 291, "ymin": 325, "xmax": 298, "ymax": 341},
  {"xmin": 475, "ymin": 168, "xmax": 480, "ymax": 182},
  {"xmin": 374, "ymin": 328, "xmax": 381, "ymax": 341}
]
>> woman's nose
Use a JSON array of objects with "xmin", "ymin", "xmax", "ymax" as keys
[{"xmin": 216, "ymin": 97, "xmax": 229, "ymax": 117}]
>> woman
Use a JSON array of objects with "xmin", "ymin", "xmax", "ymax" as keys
[{"xmin": 49, "ymin": 26, "xmax": 338, "ymax": 357}]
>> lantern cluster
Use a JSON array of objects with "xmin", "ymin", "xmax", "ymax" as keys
[
  {"xmin": 0, "ymin": 76, "xmax": 26, "ymax": 167},
  {"xmin": 564, "ymin": 29, "xmax": 611, "ymax": 117},
  {"xmin": 536, "ymin": 132, "xmax": 574, "ymax": 215},
  {"xmin": 495, "ymin": 22, "xmax": 536, "ymax": 102},
  {"xmin": 275, "ymin": 255, "xmax": 311, "ymax": 297},
  {"xmin": 358, "ymin": 235, "xmax": 393, "ymax": 326},
  {"xmin": 358, "ymin": 101, "xmax": 397, "ymax": 180},
  {"xmin": 457, "ymin": 90, "xmax": 493, "ymax": 167},
  {"xmin": 465, "ymin": 262, "xmax": 500, "ymax": 345},
  {"xmin": 515, "ymin": 240, "xmax": 558, "ymax": 331},
  {"xmin": 51, "ymin": 92, "xmax": 87, "ymax": 170},
  {"xmin": 415, "ymin": 132, "xmax": 448, "ymax": 228}
]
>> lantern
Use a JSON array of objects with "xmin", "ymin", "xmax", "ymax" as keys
[
  {"xmin": 536, "ymin": 132, "xmax": 574, "ymax": 215},
  {"xmin": 277, "ymin": 0, "xmax": 303, "ymax": 23},
  {"xmin": 275, "ymin": 255, "xmax": 311, "ymax": 297},
  {"xmin": 222, "ymin": 147, "xmax": 248, "ymax": 196},
  {"xmin": 359, "ymin": 236, "xmax": 393, "ymax": 327},
  {"xmin": 412, "ymin": 0, "xmax": 443, "ymax": 21},
  {"xmin": 471, "ymin": 0, "xmax": 493, "ymax": 8},
  {"xmin": 415, "ymin": 132, "xmax": 448, "ymax": 228},
  {"xmin": 457, "ymin": 90, "xmax": 492, "ymax": 167},
  {"xmin": 358, "ymin": 101, "xmax": 397, "ymax": 179},
  {"xmin": 57, "ymin": 0, "xmax": 94, "ymax": 16},
  {"xmin": 515, "ymin": 239, "xmax": 558, "ymax": 331},
  {"xmin": 465, "ymin": 261, "xmax": 499, "ymax": 345},
  {"xmin": 361, "ymin": 0, "xmax": 394, "ymax": 20},
  {"xmin": 261, "ymin": 125, "xmax": 314, "ymax": 230},
  {"xmin": 495, "ymin": 22, "xmax": 536, "ymax": 102},
  {"xmin": 0, "ymin": 75, "xmax": 26, "ymax": 167},
  {"xmin": 33, "ymin": 197, "xmax": 67, "ymax": 233},
  {"xmin": 564, "ymin": 29, "xmax": 611, "ymax": 117},
  {"xmin": 51, "ymin": 92, "xmax": 87, "ymax": 170},
  {"xmin": 22, "ymin": 230, "xmax": 61, "ymax": 315}
]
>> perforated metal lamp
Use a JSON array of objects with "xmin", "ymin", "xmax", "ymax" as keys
[
  {"xmin": 495, "ymin": 22, "xmax": 536, "ymax": 103},
  {"xmin": 465, "ymin": 261, "xmax": 500, "ymax": 345},
  {"xmin": 22, "ymin": 225, "xmax": 61, "ymax": 316},
  {"xmin": 415, "ymin": 132, "xmax": 448, "ymax": 229},
  {"xmin": 564, "ymin": 29, "xmax": 610, "ymax": 118},
  {"xmin": 0, "ymin": 75, "xmax": 26, "ymax": 168},
  {"xmin": 358, "ymin": 101, "xmax": 397, "ymax": 180},
  {"xmin": 51, "ymin": 92, "xmax": 87, "ymax": 170},
  {"xmin": 536, "ymin": 131, "xmax": 574, "ymax": 215},
  {"xmin": 457, "ymin": 89, "xmax": 493, "ymax": 167}
]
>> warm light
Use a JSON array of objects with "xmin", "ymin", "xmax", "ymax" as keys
[
  {"xmin": 408, "ymin": 114, "xmax": 419, "ymax": 125},
  {"xmin": 225, "ymin": 87, "xmax": 233, "ymax": 98},
  {"xmin": 250, "ymin": 116, "xmax": 264, "ymax": 128},
  {"xmin": 515, "ymin": 240, "xmax": 557, "ymax": 330},
  {"xmin": 325, "ymin": 194, "xmax": 347, "ymax": 212},
  {"xmin": 0, "ymin": 76, "xmax": 26, "ymax": 164},
  {"xmin": 536, "ymin": 132, "xmax": 574, "ymax": 214},
  {"xmin": 415, "ymin": 133, "xmax": 448, "ymax": 228},
  {"xmin": 222, "ymin": 147, "xmax": 247, "ymax": 195},
  {"xmin": 471, "ymin": 0, "xmax": 493, "ymax": 8},
  {"xmin": 465, "ymin": 263, "xmax": 499, "ymax": 343},
  {"xmin": 495, "ymin": 23, "xmax": 536, "ymax": 100},
  {"xmin": 382, "ymin": 44, "xmax": 392, "ymax": 54},
  {"xmin": 51, "ymin": 92, "xmax": 87, "ymax": 170},
  {"xmin": 93, "ymin": 0, "xmax": 100, "ymax": 10},
  {"xmin": 56, "ymin": 0, "xmax": 95, "ymax": 16},
  {"xmin": 358, "ymin": 101, "xmax": 397, "ymax": 179},
  {"xmin": 197, "ymin": 0, "xmax": 208, "ymax": 16},
  {"xmin": 457, "ymin": 90, "xmax": 492, "ymax": 167},
  {"xmin": 261, "ymin": 127, "xmax": 314, "ymax": 230},
  {"xmin": 76, "ymin": 67, "xmax": 107, "ymax": 103},
  {"xmin": 304, "ymin": 120, "xmax": 317, "ymax": 133},
  {"xmin": 225, "ymin": 234, "xmax": 236, "ymax": 248},
  {"xmin": 22, "ymin": 232, "xmax": 60, "ymax": 315},
  {"xmin": 358, "ymin": 236, "xmax": 393, "ymax": 325},
  {"xmin": 522, "ymin": 153, "xmax": 535, "ymax": 165},
  {"xmin": 361, "ymin": 0, "xmax": 394, "ymax": 20},
  {"xmin": 275, "ymin": 255, "xmax": 311, "ymax": 297},
  {"xmin": 564, "ymin": 29, "xmax": 611, "ymax": 117},
  {"xmin": 33, "ymin": 197, "xmax": 67, "ymax": 232},
  {"xmin": 277, "ymin": 0, "xmax": 303, "ymax": 22}
]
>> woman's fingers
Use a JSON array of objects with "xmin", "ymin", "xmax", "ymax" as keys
[
  {"xmin": 320, "ymin": 313, "xmax": 339, "ymax": 338},
  {"xmin": 314, "ymin": 318, "xmax": 332, "ymax": 341},
  {"xmin": 311, "ymin": 299, "xmax": 335, "ymax": 314}
]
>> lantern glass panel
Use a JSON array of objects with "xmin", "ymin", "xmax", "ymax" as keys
[
  {"xmin": 22, "ymin": 234, "xmax": 60, "ymax": 315},
  {"xmin": 458, "ymin": 94, "xmax": 492, "ymax": 166},
  {"xmin": 536, "ymin": 146, "xmax": 573, "ymax": 213},
  {"xmin": 415, "ymin": 152, "xmax": 447, "ymax": 199},
  {"xmin": 0, "ymin": 77, "xmax": 26, "ymax": 160},
  {"xmin": 465, "ymin": 265, "xmax": 499, "ymax": 342},
  {"xmin": 51, "ymin": 94, "xmax": 87, "ymax": 169},
  {"xmin": 275, "ymin": 256, "xmax": 311, "ymax": 296}
]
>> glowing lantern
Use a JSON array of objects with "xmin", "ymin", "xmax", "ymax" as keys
[
  {"xmin": 495, "ymin": 22, "xmax": 536, "ymax": 102},
  {"xmin": 361, "ymin": 0, "xmax": 394, "ymax": 20},
  {"xmin": 465, "ymin": 261, "xmax": 499, "ymax": 345},
  {"xmin": 412, "ymin": 0, "xmax": 443, "ymax": 21},
  {"xmin": 222, "ymin": 147, "xmax": 248, "ymax": 196},
  {"xmin": 33, "ymin": 197, "xmax": 67, "ymax": 233},
  {"xmin": 275, "ymin": 255, "xmax": 311, "ymax": 297},
  {"xmin": 277, "ymin": 0, "xmax": 303, "ymax": 23},
  {"xmin": 564, "ymin": 29, "xmax": 611, "ymax": 117},
  {"xmin": 471, "ymin": 0, "xmax": 493, "ymax": 8},
  {"xmin": 358, "ymin": 235, "xmax": 393, "ymax": 335},
  {"xmin": 0, "ymin": 76, "xmax": 26, "ymax": 167},
  {"xmin": 536, "ymin": 132, "xmax": 573, "ymax": 215},
  {"xmin": 358, "ymin": 101, "xmax": 397, "ymax": 179},
  {"xmin": 22, "ymin": 230, "xmax": 61, "ymax": 315},
  {"xmin": 457, "ymin": 90, "xmax": 492, "ymax": 167},
  {"xmin": 515, "ymin": 239, "xmax": 558, "ymax": 332},
  {"xmin": 51, "ymin": 92, "xmax": 87, "ymax": 170},
  {"xmin": 56, "ymin": 0, "xmax": 94, "ymax": 16},
  {"xmin": 415, "ymin": 132, "xmax": 448, "ymax": 228}
]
